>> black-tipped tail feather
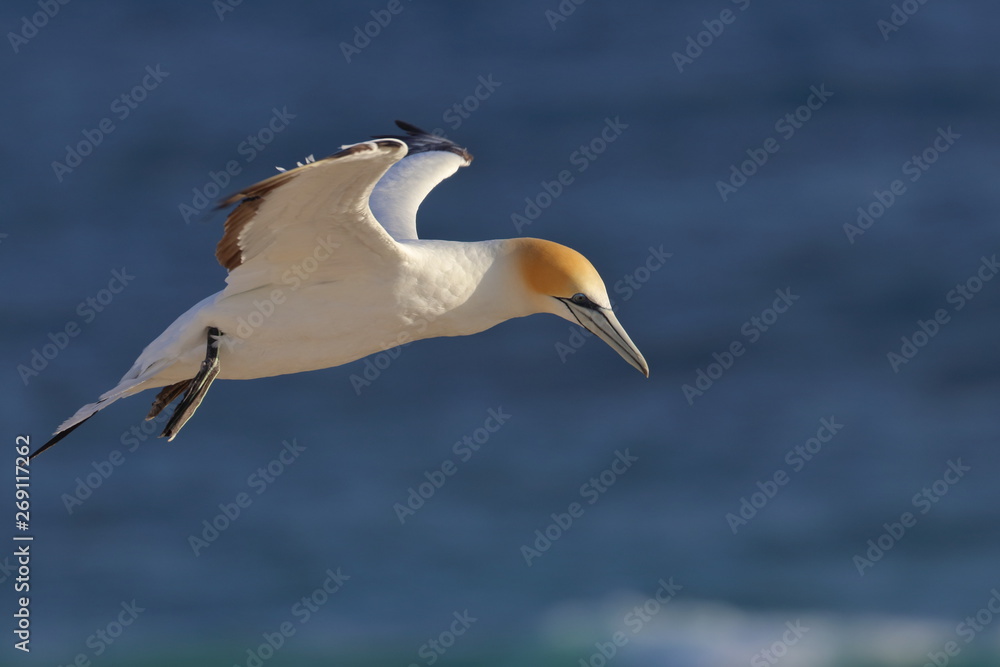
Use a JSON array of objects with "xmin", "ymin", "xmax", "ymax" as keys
[{"xmin": 29, "ymin": 414, "xmax": 96, "ymax": 459}]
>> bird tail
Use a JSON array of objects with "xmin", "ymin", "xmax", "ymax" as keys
[
  {"xmin": 58, "ymin": 378, "xmax": 150, "ymax": 432},
  {"xmin": 30, "ymin": 377, "xmax": 152, "ymax": 459}
]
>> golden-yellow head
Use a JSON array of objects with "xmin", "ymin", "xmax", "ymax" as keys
[{"xmin": 510, "ymin": 238, "xmax": 648, "ymax": 376}]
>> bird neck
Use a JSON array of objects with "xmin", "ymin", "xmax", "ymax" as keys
[{"xmin": 403, "ymin": 239, "xmax": 537, "ymax": 340}]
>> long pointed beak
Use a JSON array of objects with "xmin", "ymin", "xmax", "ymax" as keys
[{"xmin": 563, "ymin": 302, "xmax": 649, "ymax": 377}]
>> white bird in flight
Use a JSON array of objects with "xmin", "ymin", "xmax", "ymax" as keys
[{"xmin": 32, "ymin": 121, "xmax": 648, "ymax": 458}]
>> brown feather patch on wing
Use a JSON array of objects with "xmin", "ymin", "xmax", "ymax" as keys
[{"xmin": 215, "ymin": 169, "xmax": 299, "ymax": 271}]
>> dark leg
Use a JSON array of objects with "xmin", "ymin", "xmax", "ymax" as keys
[{"xmin": 160, "ymin": 327, "xmax": 222, "ymax": 441}]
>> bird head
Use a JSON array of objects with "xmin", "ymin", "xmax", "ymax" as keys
[{"xmin": 510, "ymin": 238, "xmax": 649, "ymax": 377}]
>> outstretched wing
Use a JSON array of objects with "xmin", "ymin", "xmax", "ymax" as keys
[
  {"xmin": 216, "ymin": 138, "xmax": 409, "ymax": 296},
  {"xmin": 368, "ymin": 121, "xmax": 473, "ymax": 241}
]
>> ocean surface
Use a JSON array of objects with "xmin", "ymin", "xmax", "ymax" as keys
[{"xmin": 3, "ymin": 1, "xmax": 1000, "ymax": 665}]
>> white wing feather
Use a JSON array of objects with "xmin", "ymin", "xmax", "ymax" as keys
[
  {"xmin": 216, "ymin": 139, "xmax": 408, "ymax": 296},
  {"xmin": 369, "ymin": 151, "xmax": 469, "ymax": 241}
]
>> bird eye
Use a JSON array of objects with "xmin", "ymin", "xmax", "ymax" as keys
[{"xmin": 571, "ymin": 293, "xmax": 589, "ymax": 305}]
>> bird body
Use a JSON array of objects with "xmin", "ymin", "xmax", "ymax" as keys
[
  {"xmin": 134, "ymin": 238, "xmax": 532, "ymax": 384},
  {"xmin": 34, "ymin": 122, "xmax": 647, "ymax": 457}
]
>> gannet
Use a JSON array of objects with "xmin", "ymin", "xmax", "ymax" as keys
[{"xmin": 32, "ymin": 121, "xmax": 648, "ymax": 458}]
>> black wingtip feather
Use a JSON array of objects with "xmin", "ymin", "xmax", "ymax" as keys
[
  {"xmin": 394, "ymin": 120, "xmax": 428, "ymax": 135},
  {"xmin": 372, "ymin": 121, "xmax": 473, "ymax": 163}
]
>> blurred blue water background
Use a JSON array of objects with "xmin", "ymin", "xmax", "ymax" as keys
[{"xmin": 3, "ymin": 1, "xmax": 1000, "ymax": 665}]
